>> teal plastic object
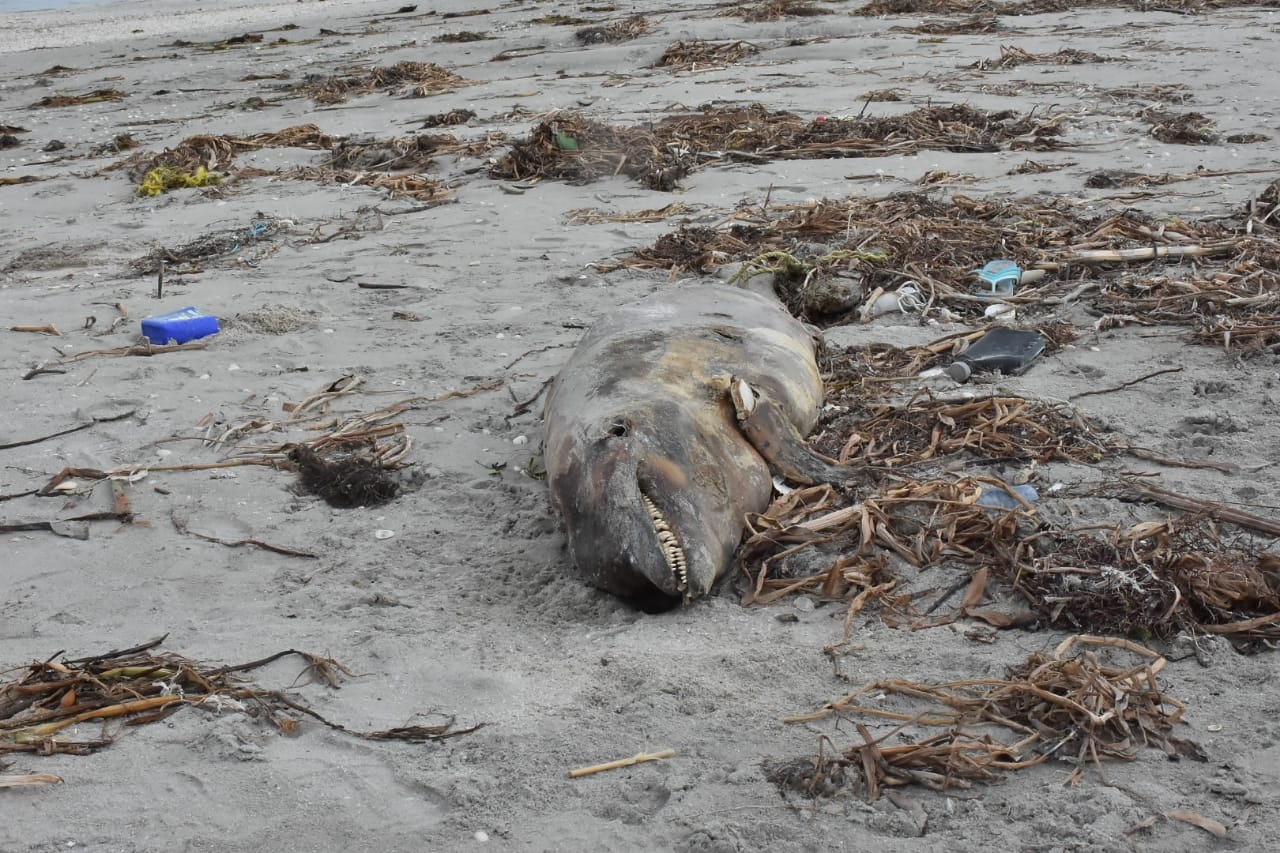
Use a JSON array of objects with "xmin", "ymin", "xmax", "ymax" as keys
[
  {"xmin": 141, "ymin": 306, "xmax": 220, "ymax": 345},
  {"xmin": 973, "ymin": 259, "xmax": 1022, "ymax": 296}
]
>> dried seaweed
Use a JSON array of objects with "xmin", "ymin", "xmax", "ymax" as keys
[
  {"xmin": 420, "ymin": 108, "xmax": 476, "ymax": 128},
  {"xmin": 434, "ymin": 30, "xmax": 489, "ymax": 43},
  {"xmin": 1144, "ymin": 109, "xmax": 1217, "ymax": 144},
  {"xmin": 29, "ymin": 89, "xmax": 126, "ymax": 109},
  {"xmin": 286, "ymin": 167, "xmax": 451, "ymax": 203},
  {"xmin": 489, "ymin": 111, "xmax": 695, "ymax": 190},
  {"xmin": 575, "ymin": 14, "xmax": 651, "ymax": 44},
  {"xmin": 289, "ymin": 444, "xmax": 400, "ymax": 508},
  {"xmin": 129, "ymin": 218, "xmax": 287, "ymax": 275},
  {"xmin": 892, "ymin": 14, "xmax": 999, "ymax": 34},
  {"xmin": 782, "ymin": 636, "xmax": 1197, "ymax": 799},
  {"xmin": 1022, "ymin": 518, "xmax": 1280, "ymax": 640},
  {"xmin": 856, "ymin": 0, "xmax": 995, "ymax": 15},
  {"xmin": 304, "ymin": 61, "xmax": 472, "ymax": 104},
  {"xmin": 653, "ymin": 40, "xmax": 760, "ymax": 71},
  {"xmin": 120, "ymin": 124, "xmax": 335, "ymax": 181},
  {"xmin": 741, "ymin": 469, "xmax": 1280, "ymax": 641},
  {"xmin": 730, "ymin": 0, "xmax": 834, "ymax": 21},
  {"xmin": 623, "ymin": 191, "xmax": 1275, "ymax": 333},
  {"xmin": 969, "ymin": 45, "xmax": 1112, "ymax": 71},
  {"xmin": 0, "ymin": 638, "xmax": 479, "ymax": 759},
  {"xmin": 493, "ymin": 104, "xmax": 1062, "ymax": 191},
  {"xmin": 816, "ymin": 389, "xmax": 1106, "ymax": 468}
]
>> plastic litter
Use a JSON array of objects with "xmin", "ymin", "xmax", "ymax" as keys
[
  {"xmin": 977, "ymin": 483, "xmax": 1039, "ymax": 511},
  {"xmin": 947, "ymin": 327, "xmax": 1047, "ymax": 383},
  {"xmin": 973, "ymin": 259, "xmax": 1022, "ymax": 297},
  {"xmin": 140, "ymin": 307, "xmax": 220, "ymax": 345}
]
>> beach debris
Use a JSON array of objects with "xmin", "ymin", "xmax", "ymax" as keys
[
  {"xmin": 780, "ymin": 635, "xmax": 1198, "ymax": 799},
  {"xmin": 491, "ymin": 110, "xmax": 697, "ymax": 190},
  {"xmin": 170, "ymin": 513, "xmax": 317, "ymax": 558},
  {"xmin": 29, "ymin": 89, "xmax": 126, "ymax": 108},
  {"xmin": 22, "ymin": 341, "xmax": 210, "ymax": 381},
  {"xmin": 0, "ymin": 476, "xmax": 134, "ymax": 540},
  {"xmin": 971, "ymin": 259, "xmax": 1022, "ymax": 296},
  {"xmin": 624, "ymin": 191, "xmax": 1277, "ymax": 337},
  {"xmin": 575, "ymin": 14, "xmax": 651, "ymax": 44},
  {"xmin": 729, "ymin": 0, "xmax": 832, "ymax": 21},
  {"xmin": 276, "ymin": 132, "xmax": 465, "ymax": 203},
  {"xmin": 653, "ymin": 40, "xmax": 760, "ymax": 72},
  {"xmin": 740, "ymin": 467, "xmax": 1280, "ymax": 642},
  {"xmin": 130, "ymin": 218, "xmax": 286, "ymax": 275},
  {"xmin": 1166, "ymin": 808, "xmax": 1229, "ymax": 839},
  {"xmin": 0, "ymin": 638, "xmax": 480, "ymax": 761},
  {"xmin": 565, "ymin": 202, "xmax": 694, "ymax": 224},
  {"xmin": 434, "ymin": 30, "xmax": 488, "ymax": 43},
  {"xmin": 136, "ymin": 165, "xmax": 223, "ymax": 196},
  {"xmin": 119, "ymin": 125, "xmax": 334, "ymax": 181},
  {"xmin": 288, "ymin": 444, "xmax": 400, "ymax": 508},
  {"xmin": 568, "ymin": 749, "xmax": 677, "ymax": 778},
  {"xmin": 494, "ymin": 103, "xmax": 1063, "ymax": 191},
  {"xmin": 893, "ymin": 13, "xmax": 999, "ymax": 34},
  {"xmin": 140, "ymin": 307, "xmax": 220, "ymax": 345},
  {"xmin": 171, "ymin": 31, "xmax": 273, "ymax": 51},
  {"xmin": 89, "ymin": 132, "xmax": 139, "ymax": 157},
  {"xmin": 303, "ymin": 61, "xmax": 473, "ymax": 104},
  {"xmin": 969, "ymin": 45, "xmax": 1112, "ymax": 71},
  {"xmin": 9, "ymin": 324, "xmax": 60, "ymax": 336},
  {"xmin": 1143, "ymin": 108, "xmax": 1217, "ymax": 144},
  {"xmin": 976, "ymin": 483, "xmax": 1039, "ymax": 511},
  {"xmin": 420, "ymin": 108, "xmax": 476, "ymax": 128},
  {"xmin": 0, "ymin": 134, "xmax": 20, "ymax": 149},
  {"xmin": 0, "ymin": 402, "xmax": 137, "ymax": 451},
  {"xmin": 945, "ymin": 327, "xmax": 1047, "ymax": 383},
  {"xmin": 0, "ymin": 773, "xmax": 62, "ymax": 788}
]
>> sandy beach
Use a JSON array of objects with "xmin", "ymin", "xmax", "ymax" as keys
[{"xmin": 2, "ymin": 1, "xmax": 1280, "ymax": 850}]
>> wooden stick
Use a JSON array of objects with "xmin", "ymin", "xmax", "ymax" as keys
[
  {"xmin": 1060, "ymin": 243, "xmax": 1236, "ymax": 266},
  {"xmin": 568, "ymin": 749, "xmax": 677, "ymax": 778},
  {"xmin": 0, "ymin": 773, "xmax": 62, "ymax": 788},
  {"xmin": 1134, "ymin": 484, "xmax": 1280, "ymax": 538},
  {"xmin": 1068, "ymin": 367, "xmax": 1183, "ymax": 400},
  {"xmin": 10, "ymin": 324, "xmax": 60, "ymax": 335}
]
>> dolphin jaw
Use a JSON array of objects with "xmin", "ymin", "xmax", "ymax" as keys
[{"xmin": 640, "ymin": 491, "xmax": 689, "ymax": 598}]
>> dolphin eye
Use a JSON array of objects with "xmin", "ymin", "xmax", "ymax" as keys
[{"xmin": 607, "ymin": 419, "xmax": 629, "ymax": 438}]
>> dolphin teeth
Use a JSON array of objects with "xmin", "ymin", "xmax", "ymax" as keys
[{"xmin": 641, "ymin": 492, "xmax": 688, "ymax": 591}]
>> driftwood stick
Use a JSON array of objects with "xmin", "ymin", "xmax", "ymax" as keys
[
  {"xmin": 0, "ymin": 773, "xmax": 62, "ymax": 788},
  {"xmin": 1133, "ymin": 484, "xmax": 1280, "ymax": 538},
  {"xmin": 1036, "ymin": 242, "xmax": 1238, "ymax": 270},
  {"xmin": 1069, "ymin": 367, "xmax": 1184, "ymax": 401},
  {"xmin": 568, "ymin": 749, "xmax": 677, "ymax": 778}
]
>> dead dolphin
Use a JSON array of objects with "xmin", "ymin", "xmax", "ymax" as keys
[{"xmin": 543, "ymin": 283, "xmax": 852, "ymax": 609}]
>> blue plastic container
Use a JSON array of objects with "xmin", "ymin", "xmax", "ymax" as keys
[{"xmin": 141, "ymin": 307, "xmax": 220, "ymax": 345}]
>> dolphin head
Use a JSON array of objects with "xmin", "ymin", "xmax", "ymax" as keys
[{"xmin": 551, "ymin": 397, "xmax": 770, "ymax": 611}]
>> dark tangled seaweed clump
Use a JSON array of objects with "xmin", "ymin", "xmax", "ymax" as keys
[{"xmin": 289, "ymin": 445, "xmax": 399, "ymax": 508}]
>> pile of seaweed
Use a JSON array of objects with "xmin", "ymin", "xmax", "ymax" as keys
[
  {"xmin": 118, "ymin": 125, "xmax": 457, "ymax": 205},
  {"xmin": 0, "ymin": 637, "xmax": 478, "ymax": 762},
  {"xmin": 491, "ymin": 103, "xmax": 1066, "ymax": 190},
  {"xmin": 302, "ymin": 61, "xmax": 472, "ymax": 104},
  {"xmin": 770, "ymin": 636, "xmax": 1202, "ymax": 800},
  {"xmin": 618, "ymin": 188, "xmax": 1280, "ymax": 348}
]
